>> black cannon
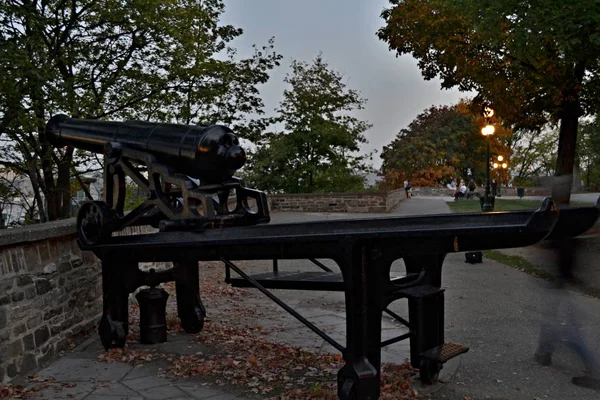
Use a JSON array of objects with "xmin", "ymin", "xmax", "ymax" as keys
[
  {"xmin": 47, "ymin": 115, "xmax": 270, "ymax": 344},
  {"xmin": 46, "ymin": 115, "xmax": 270, "ymax": 245},
  {"xmin": 49, "ymin": 117, "xmax": 600, "ymax": 400}
]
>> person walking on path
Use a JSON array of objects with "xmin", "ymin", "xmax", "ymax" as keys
[
  {"xmin": 534, "ymin": 183, "xmax": 600, "ymax": 393},
  {"xmin": 404, "ymin": 180, "xmax": 412, "ymax": 198}
]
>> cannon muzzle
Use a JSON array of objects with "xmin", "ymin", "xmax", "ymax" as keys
[{"xmin": 46, "ymin": 114, "xmax": 246, "ymax": 184}]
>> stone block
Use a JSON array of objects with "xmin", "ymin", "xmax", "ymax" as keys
[
  {"xmin": 16, "ymin": 275, "xmax": 33, "ymax": 287},
  {"xmin": 71, "ymin": 258, "xmax": 83, "ymax": 268},
  {"xmin": 38, "ymin": 242, "xmax": 51, "ymax": 264},
  {"xmin": 10, "ymin": 291, "xmax": 24, "ymax": 302},
  {"xmin": 19, "ymin": 353, "xmax": 37, "ymax": 375},
  {"xmin": 24, "ymin": 286, "xmax": 36, "ymax": 300},
  {"xmin": 6, "ymin": 362, "xmax": 17, "ymax": 378},
  {"xmin": 6, "ymin": 340, "xmax": 23, "ymax": 359},
  {"xmin": 33, "ymin": 298, "xmax": 43, "ymax": 309},
  {"xmin": 37, "ymin": 345, "xmax": 55, "ymax": 368},
  {"xmin": 0, "ymin": 308, "xmax": 5, "ymax": 329},
  {"xmin": 44, "ymin": 306, "xmax": 63, "ymax": 321},
  {"xmin": 57, "ymin": 262, "xmax": 72, "ymax": 273},
  {"xmin": 35, "ymin": 278, "xmax": 53, "ymax": 295},
  {"xmin": 11, "ymin": 302, "xmax": 33, "ymax": 319},
  {"xmin": 26, "ymin": 314, "xmax": 43, "ymax": 330},
  {"xmin": 42, "ymin": 263, "xmax": 57, "ymax": 275},
  {"xmin": 12, "ymin": 323, "xmax": 26, "ymax": 337},
  {"xmin": 0, "ymin": 278, "xmax": 13, "ymax": 294},
  {"xmin": 0, "ymin": 328, "xmax": 8, "ymax": 341},
  {"xmin": 0, "ymin": 295, "xmax": 9, "ymax": 305},
  {"xmin": 23, "ymin": 334, "xmax": 35, "ymax": 352},
  {"xmin": 34, "ymin": 326, "xmax": 50, "ymax": 347},
  {"xmin": 50, "ymin": 324, "xmax": 63, "ymax": 336}
]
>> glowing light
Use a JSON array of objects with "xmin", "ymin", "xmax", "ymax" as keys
[
  {"xmin": 502, "ymin": 163, "xmax": 508, "ymax": 169},
  {"xmin": 483, "ymin": 107, "xmax": 495, "ymax": 118},
  {"xmin": 481, "ymin": 125, "xmax": 495, "ymax": 136},
  {"xmin": 497, "ymin": 155, "xmax": 504, "ymax": 162},
  {"xmin": 493, "ymin": 163, "xmax": 499, "ymax": 169}
]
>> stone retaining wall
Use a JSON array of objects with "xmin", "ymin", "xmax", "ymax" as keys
[
  {"xmin": 0, "ymin": 221, "xmax": 162, "ymax": 384},
  {"xmin": 0, "ymin": 220, "xmax": 101, "ymax": 383},
  {"xmin": 268, "ymin": 192, "xmax": 389, "ymax": 213}
]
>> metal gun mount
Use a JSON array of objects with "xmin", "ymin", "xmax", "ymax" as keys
[{"xmin": 77, "ymin": 142, "xmax": 270, "ymax": 245}]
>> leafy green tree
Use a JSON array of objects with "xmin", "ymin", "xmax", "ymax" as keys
[
  {"xmin": 0, "ymin": 0, "xmax": 281, "ymax": 221},
  {"xmin": 380, "ymin": 101, "xmax": 512, "ymax": 188},
  {"xmin": 378, "ymin": 0, "xmax": 600, "ymax": 202},
  {"xmin": 245, "ymin": 55, "xmax": 373, "ymax": 193},
  {"xmin": 509, "ymin": 128, "xmax": 559, "ymax": 184},
  {"xmin": 578, "ymin": 119, "xmax": 600, "ymax": 186}
]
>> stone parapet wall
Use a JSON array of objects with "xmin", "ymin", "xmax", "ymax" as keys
[
  {"xmin": 0, "ymin": 219, "xmax": 101, "ymax": 383},
  {"xmin": 386, "ymin": 189, "xmax": 407, "ymax": 212},
  {"xmin": 0, "ymin": 221, "xmax": 162, "ymax": 384},
  {"xmin": 268, "ymin": 192, "xmax": 389, "ymax": 213}
]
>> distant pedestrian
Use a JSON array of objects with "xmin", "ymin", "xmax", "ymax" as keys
[{"xmin": 404, "ymin": 180, "xmax": 411, "ymax": 198}]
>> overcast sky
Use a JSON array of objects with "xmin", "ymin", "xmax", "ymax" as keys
[{"xmin": 221, "ymin": 0, "xmax": 471, "ymax": 169}]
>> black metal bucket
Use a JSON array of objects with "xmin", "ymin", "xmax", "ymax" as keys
[{"xmin": 136, "ymin": 287, "xmax": 169, "ymax": 344}]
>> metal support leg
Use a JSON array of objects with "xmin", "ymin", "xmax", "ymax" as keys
[
  {"xmin": 407, "ymin": 291, "xmax": 445, "ymax": 368},
  {"xmin": 337, "ymin": 244, "xmax": 381, "ymax": 400},
  {"xmin": 98, "ymin": 254, "xmax": 131, "ymax": 349},
  {"xmin": 175, "ymin": 262, "xmax": 206, "ymax": 333},
  {"xmin": 403, "ymin": 255, "xmax": 446, "ymax": 369}
]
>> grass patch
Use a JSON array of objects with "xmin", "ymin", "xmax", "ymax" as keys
[
  {"xmin": 446, "ymin": 198, "xmax": 594, "ymax": 213},
  {"xmin": 447, "ymin": 198, "xmax": 545, "ymax": 213},
  {"xmin": 483, "ymin": 250, "xmax": 556, "ymax": 280},
  {"xmin": 483, "ymin": 250, "xmax": 600, "ymax": 299}
]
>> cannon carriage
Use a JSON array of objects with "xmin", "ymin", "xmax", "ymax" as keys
[{"xmin": 48, "ymin": 115, "xmax": 600, "ymax": 400}]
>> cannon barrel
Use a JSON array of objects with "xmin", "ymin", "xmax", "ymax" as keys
[{"xmin": 46, "ymin": 114, "xmax": 246, "ymax": 184}]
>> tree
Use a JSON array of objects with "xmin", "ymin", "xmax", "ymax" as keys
[
  {"xmin": 378, "ymin": 0, "xmax": 600, "ymax": 203},
  {"xmin": 245, "ymin": 55, "xmax": 373, "ymax": 193},
  {"xmin": 380, "ymin": 101, "xmax": 512, "ymax": 188},
  {"xmin": 0, "ymin": 0, "xmax": 281, "ymax": 221},
  {"xmin": 509, "ymin": 128, "xmax": 559, "ymax": 185},
  {"xmin": 578, "ymin": 119, "xmax": 600, "ymax": 186}
]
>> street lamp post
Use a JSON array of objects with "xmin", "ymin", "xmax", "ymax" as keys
[
  {"xmin": 481, "ymin": 111, "xmax": 495, "ymax": 212},
  {"xmin": 493, "ymin": 156, "xmax": 508, "ymax": 197}
]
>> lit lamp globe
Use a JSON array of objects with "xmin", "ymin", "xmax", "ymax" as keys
[
  {"xmin": 481, "ymin": 125, "xmax": 495, "ymax": 136},
  {"xmin": 493, "ymin": 163, "xmax": 499, "ymax": 169},
  {"xmin": 502, "ymin": 163, "xmax": 508, "ymax": 169},
  {"xmin": 497, "ymin": 155, "xmax": 504, "ymax": 162}
]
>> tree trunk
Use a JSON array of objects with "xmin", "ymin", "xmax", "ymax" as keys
[
  {"xmin": 57, "ymin": 148, "xmax": 74, "ymax": 218},
  {"xmin": 551, "ymin": 106, "xmax": 579, "ymax": 205},
  {"xmin": 572, "ymin": 157, "xmax": 583, "ymax": 192},
  {"xmin": 41, "ymin": 143, "xmax": 58, "ymax": 221},
  {"xmin": 28, "ymin": 160, "xmax": 47, "ymax": 223}
]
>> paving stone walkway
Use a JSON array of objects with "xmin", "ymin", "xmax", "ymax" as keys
[{"xmin": 33, "ymin": 339, "xmax": 251, "ymax": 400}]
